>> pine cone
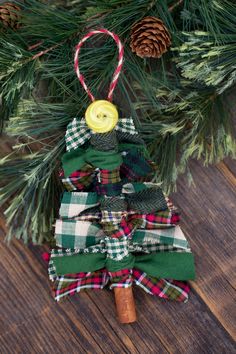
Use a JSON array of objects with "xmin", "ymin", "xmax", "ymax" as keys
[
  {"xmin": 130, "ymin": 16, "xmax": 171, "ymax": 58},
  {"xmin": 0, "ymin": 2, "xmax": 21, "ymax": 29}
]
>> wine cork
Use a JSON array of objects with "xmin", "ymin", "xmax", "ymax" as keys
[{"xmin": 114, "ymin": 287, "xmax": 137, "ymax": 323}]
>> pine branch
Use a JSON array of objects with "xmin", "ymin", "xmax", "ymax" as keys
[
  {"xmin": 168, "ymin": 0, "xmax": 183, "ymax": 12},
  {"xmin": 173, "ymin": 31, "xmax": 236, "ymax": 94},
  {"xmin": 131, "ymin": 74, "xmax": 236, "ymax": 191},
  {"xmin": 6, "ymin": 100, "xmax": 78, "ymax": 138},
  {"xmin": 182, "ymin": 0, "xmax": 236, "ymax": 37},
  {"xmin": 0, "ymin": 142, "xmax": 64, "ymax": 243},
  {"xmin": 0, "ymin": 0, "xmax": 235, "ymax": 243},
  {"xmin": 0, "ymin": 39, "xmax": 37, "ymax": 132}
]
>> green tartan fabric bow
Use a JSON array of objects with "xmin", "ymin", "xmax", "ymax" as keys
[
  {"xmin": 50, "ymin": 239, "xmax": 195, "ymax": 280},
  {"xmin": 54, "ymin": 182, "xmax": 186, "ymax": 250},
  {"xmin": 65, "ymin": 117, "xmax": 139, "ymax": 152},
  {"xmin": 51, "ymin": 183, "xmax": 195, "ymax": 283}
]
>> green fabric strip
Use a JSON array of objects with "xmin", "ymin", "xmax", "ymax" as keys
[
  {"xmin": 53, "ymin": 252, "xmax": 106, "ymax": 274},
  {"xmin": 133, "ymin": 229, "xmax": 188, "ymax": 248},
  {"xmin": 85, "ymin": 149, "xmax": 122, "ymax": 170},
  {"xmin": 56, "ymin": 234, "xmax": 97, "ymax": 248},
  {"xmin": 126, "ymin": 187, "xmax": 167, "ymax": 213},
  {"xmin": 131, "ymin": 182, "xmax": 148, "ymax": 192},
  {"xmin": 62, "ymin": 147, "xmax": 123, "ymax": 177},
  {"xmin": 52, "ymin": 252, "xmax": 195, "ymax": 280},
  {"xmin": 62, "ymin": 143, "xmax": 148, "ymax": 177},
  {"xmin": 134, "ymin": 253, "xmax": 195, "ymax": 280},
  {"xmin": 118, "ymin": 143, "xmax": 150, "ymax": 158},
  {"xmin": 59, "ymin": 191, "xmax": 98, "ymax": 218},
  {"xmin": 62, "ymin": 148, "xmax": 84, "ymax": 177},
  {"xmin": 106, "ymin": 254, "xmax": 135, "ymax": 271},
  {"xmin": 61, "ymin": 191, "xmax": 98, "ymax": 205}
]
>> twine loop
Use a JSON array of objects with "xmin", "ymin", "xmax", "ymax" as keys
[{"xmin": 74, "ymin": 29, "xmax": 124, "ymax": 102}]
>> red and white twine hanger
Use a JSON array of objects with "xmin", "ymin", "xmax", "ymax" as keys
[{"xmin": 74, "ymin": 29, "xmax": 124, "ymax": 102}]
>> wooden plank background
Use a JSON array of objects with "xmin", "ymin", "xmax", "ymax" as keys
[{"xmin": 0, "ymin": 153, "xmax": 236, "ymax": 353}]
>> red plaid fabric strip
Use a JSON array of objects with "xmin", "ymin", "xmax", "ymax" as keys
[
  {"xmin": 59, "ymin": 147, "xmax": 157, "ymax": 192},
  {"xmin": 132, "ymin": 269, "xmax": 190, "ymax": 302},
  {"xmin": 100, "ymin": 218, "xmax": 133, "ymax": 239},
  {"xmin": 109, "ymin": 218, "xmax": 134, "ymax": 238},
  {"xmin": 109, "ymin": 269, "xmax": 133, "ymax": 288},
  {"xmin": 52, "ymin": 268, "xmax": 190, "ymax": 302},
  {"xmin": 60, "ymin": 166, "xmax": 96, "ymax": 191},
  {"xmin": 170, "ymin": 213, "xmax": 180, "ymax": 224},
  {"xmin": 128, "ymin": 211, "xmax": 180, "ymax": 228},
  {"xmin": 53, "ymin": 270, "xmax": 108, "ymax": 301},
  {"xmin": 99, "ymin": 168, "xmax": 121, "ymax": 184}
]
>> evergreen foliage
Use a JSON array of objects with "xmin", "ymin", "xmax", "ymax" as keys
[{"xmin": 0, "ymin": 0, "xmax": 235, "ymax": 243}]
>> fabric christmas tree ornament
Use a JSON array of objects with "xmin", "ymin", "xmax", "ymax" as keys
[{"xmin": 48, "ymin": 29, "xmax": 195, "ymax": 323}]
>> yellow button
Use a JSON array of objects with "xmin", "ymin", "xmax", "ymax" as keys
[{"xmin": 85, "ymin": 100, "xmax": 118, "ymax": 133}]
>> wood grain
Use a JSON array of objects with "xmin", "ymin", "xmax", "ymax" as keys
[
  {"xmin": 0, "ymin": 158, "xmax": 236, "ymax": 353},
  {"xmin": 172, "ymin": 159, "xmax": 236, "ymax": 339}
]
